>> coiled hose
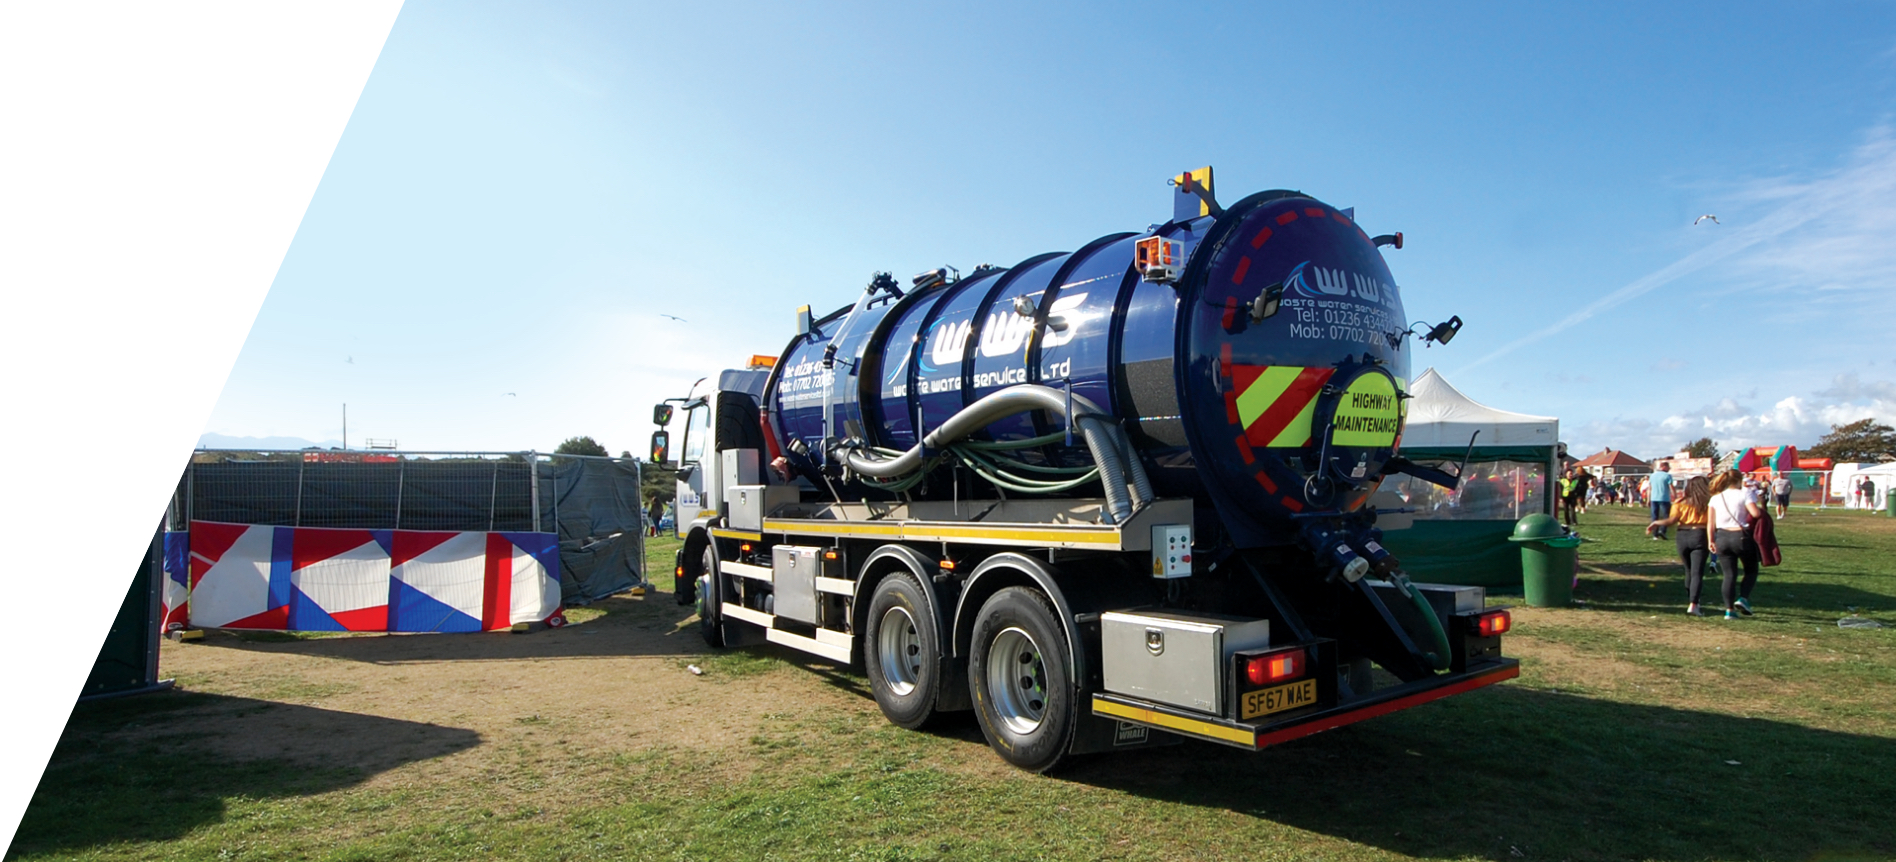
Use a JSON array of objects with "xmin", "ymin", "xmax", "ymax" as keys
[{"xmin": 836, "ymin": 385, "xmax": 1144, "ymax": 523}]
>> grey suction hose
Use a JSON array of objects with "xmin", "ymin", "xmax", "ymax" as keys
[
  {"xmin": 1074, "ymin": 416, "xmax": 1131, "ymax": 524},
  {"xmin": 1113, "ymin": 422, "xmax": 1154, "ymax": 508},
  {"xmin": 838, "ymin": 385, "xmax": 1137, "ymax": 524}
]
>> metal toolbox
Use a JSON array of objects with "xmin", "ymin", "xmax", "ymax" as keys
[
  {"xmin": 728, "ymin": 485, "xmax": 798, "ymax": 532},
  {"xmin": 771, "ymin": 545, "xmax": 823, "ymax": 624},
  {"xmin": 1101, "ymin": 610, "xmax": 1271, "ymax": 715},
  {"xmin": 1365, "ymin": 580, "xmax": 1484, "ymax": 621}
]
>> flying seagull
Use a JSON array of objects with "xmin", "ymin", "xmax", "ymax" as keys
[
  {"xmin": 1693, "ymin": 214, "xmax": 1720, "ymax": 225},
  {"xmin": 660, "ymin": 314, "xmax": 687, "ymax": 322},
  {"xmin": 504, "ymin": 392, "xmax": 516, "ymax": 397}
]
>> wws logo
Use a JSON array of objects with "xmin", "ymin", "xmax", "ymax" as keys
[
  {"xmin": 1284, "ymin": 261, "xmax": 1396, "ymax": 306},
  {"xmin": 917, "ymin": 292, "xmax": 1088, "ymax": 372}
]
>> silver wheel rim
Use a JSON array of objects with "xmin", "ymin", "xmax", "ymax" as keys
[
  {"xmin": 987, "ymin": 626, "xmax": 1047, "ymax": 735},
  {"xmin": 876, "ymin": 606, "xmax": 923, "ymax": 697}
]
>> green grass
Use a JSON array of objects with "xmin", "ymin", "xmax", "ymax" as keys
[{"xmin": 13, "ymin": 508, "xmax": 1896, "ymax": 861}]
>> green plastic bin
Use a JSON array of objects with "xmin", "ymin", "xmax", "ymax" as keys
[
  {"xmin": 1886, "ymin": 488, "xmax": 1894, "ymax": 517},
  {"xmin": 1510, "ymin": 514, "xmax": 1581, "ymax": 607}
]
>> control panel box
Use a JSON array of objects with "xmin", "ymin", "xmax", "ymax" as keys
[{"xmin": 1150, "ymin": 524, "xmax": 1193, "ymax": 579}]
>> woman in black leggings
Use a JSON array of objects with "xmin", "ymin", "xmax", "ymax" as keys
[
  {"xmin": 1649, "ymin": 476, "xmax": 1712, "ymax": 615},
  {"xmin": 1707, "ymin": 469, "xmax": 1763, "ymax": 619}
]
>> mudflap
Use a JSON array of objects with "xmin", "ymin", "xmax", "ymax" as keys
[{"xmin": 1068, "ymin": 709, "xmax": 1185, "ymax": 754}]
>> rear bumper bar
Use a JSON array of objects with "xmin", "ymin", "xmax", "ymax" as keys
[{"xmin": 1090, "ymin": 658, "xmax": 1520, "ymax": 750}]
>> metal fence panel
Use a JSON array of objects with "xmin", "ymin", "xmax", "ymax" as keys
[{"xmin": 177, "ymin": 450, "xmax": 647, "ymax": 602}]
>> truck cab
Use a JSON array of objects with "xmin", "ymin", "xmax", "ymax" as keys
[{"xmin": 652, "ymin": 360, "xmax": 783, "ymax": 536}]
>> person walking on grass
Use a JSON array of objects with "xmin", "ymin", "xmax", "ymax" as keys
[
  {"xmin": 1648, "ymin": 476, "xmax": 1712, "ymax": 616},
  {"xmin": 1648, "ymin": 461, "xmax": 1674, "ymax": 540},
  {"xmin": 1559, "ymin": 468, "xmax": 1580, "ymax": 526},
  {"xmin": 1771, "ymin": 471, "xmax": 1793, "ymax": 519},
  {"xmin": 1709, "ymin": 469, "xmax": 1764, "ymax": 620}
]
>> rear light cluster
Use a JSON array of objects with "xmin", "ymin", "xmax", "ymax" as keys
[
  {"xmin": 1477, "ymin": 610, "xmax": 1511, "ymax": 638},
  {"xmin": 1243, "ymin": 647, "xmax": 1308, "ymax": 686}
]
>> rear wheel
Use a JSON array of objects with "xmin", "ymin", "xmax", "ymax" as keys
[
  {"xmin": 863, "ymin": 573, "xmax": 940, "ymax": 729},
  {"xmin": 970, "ymin": 586, "xmax": 1074, "ymax": 772},
  {"xmin": 697, "ymin": 544, "xmax": 725, "ymax": 648}
]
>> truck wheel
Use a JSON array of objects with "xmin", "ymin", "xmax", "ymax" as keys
[
  {"xmin": 697, "ymin": 544, "xmax": 725, "ymax": 649},
  {"xmin": 863, "ymin": 573, "xmax": 940, "ymax": 729},
  {"xmin": 969, "ymin": 586, "xmax": 1073, "ymax": 773}
]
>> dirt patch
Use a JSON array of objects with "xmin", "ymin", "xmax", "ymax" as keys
[{"xmin": 151, "ymin": 594, "xmax": 891, "ymax": 797}]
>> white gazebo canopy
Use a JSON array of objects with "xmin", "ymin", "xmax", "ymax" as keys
[{"xmin": 1400, "ymin": 368, "xmax": 1558, "ymax": 451}]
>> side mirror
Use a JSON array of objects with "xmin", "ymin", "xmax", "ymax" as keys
[
  {"xmin": 1424, "ymin": 316, "xmax": 1462, "ymax": 346},
  {"xmin": 653, "ymin": 404, "xmax": 673, "ymax": 426},
  {"xmin": 649, "ymin": 430, "xmax": 671, "ymax": 465}
]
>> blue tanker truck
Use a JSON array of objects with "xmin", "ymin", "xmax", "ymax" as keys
[{"xmin": 651, "ymin": 168, "xmax": 1516, "ymax": 772}]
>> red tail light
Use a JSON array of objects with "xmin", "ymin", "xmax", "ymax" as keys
[
  {"xmin": 1478, "ymin": 610, "xmax": 1511, "ymax": 637},
  {"xmin": 1244, "ymin": 648, "xmax": 1307, "ymax": 686}
]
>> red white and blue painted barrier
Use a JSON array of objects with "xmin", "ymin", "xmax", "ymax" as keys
[{"xmin": 167, "ymin": 521, "xmax": 563, "ymax": 633}]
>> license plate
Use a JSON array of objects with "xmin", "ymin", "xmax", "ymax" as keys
[{"xmin": 1240, "ymin": 678, "xmax": 1318, "ymax": 720}]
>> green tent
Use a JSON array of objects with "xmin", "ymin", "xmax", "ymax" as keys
[{"xmin": 1375, "ymin": 369, "xmax": 1560, "ymax": 588}]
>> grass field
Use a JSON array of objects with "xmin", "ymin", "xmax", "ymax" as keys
[{"xmin": 13, "ymin": 507, "xmax": 1895, "ymax": 861}]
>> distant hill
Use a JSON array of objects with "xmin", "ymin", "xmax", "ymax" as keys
[{"xmin": 198, "ymin": 433, "xmax": 344, "ymax": 451}]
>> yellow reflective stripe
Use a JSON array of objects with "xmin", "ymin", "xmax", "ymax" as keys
[
  {"xmin": 760, "ymin": 519, "xmax": 1121, "ymax": 546},
  {"xmin": 762, "ymin": 520, "xmax": 902, "ymax": 537},
  {"xmin": 1234, "ymin": 365, "xmax": 1303, "ymax": 429},
  {"xmin": 1269, "ymin": 397, "xmax": 1320, "ymax": 448},
  {"xmin": 1092, "ymin": 697, "xmax": 1256, "ymax": 746},
  {"xmin": 710, "ymin": 529, "xmax": 761, "ymax": 541},
  {"xmin": 909, "ymin": 525, "xmax": 1119, "ymax": 546}
]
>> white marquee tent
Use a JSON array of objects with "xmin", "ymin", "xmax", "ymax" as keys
[{"xmin": 1377, "ymin": 368, "xmax": 1562, "ymax": 587}]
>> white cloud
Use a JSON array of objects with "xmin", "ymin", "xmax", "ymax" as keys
[
  {"xmin": 1568, "ymin": 373, "xmax": 1896, "ymax": 458},
  {"xmin": 1716, "ymin": 131, "xmax": 1896, "ymax": 304},
  {"xmin": 1467, "ymin": 128, "xmax": 1896, "ymax": 370}
]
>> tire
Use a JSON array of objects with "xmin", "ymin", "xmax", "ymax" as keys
[
  {"xmin": 969, "ymin": 586, "xmax": 1074, "ymax": 772},
  {"xmin": 863, "ymin": 573, "xmax": 941, "ymax": 729},
  {"xmin": 697, "ymin": 544, "xmax": 725, "ymax": 648}
]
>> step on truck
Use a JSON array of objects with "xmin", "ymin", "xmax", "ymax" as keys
[{"xmin": 650, "ymin": 168, "xmax": 1518, "ymax": 772}]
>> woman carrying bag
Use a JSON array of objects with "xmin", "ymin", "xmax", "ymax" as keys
[
  {"xmin": 1708, "ymin": 469, "xmax": 1764, "ymax": 620},
  {"xmin": 1648, "ymin": 476, "xmax": 1713, "ymax": 616}
]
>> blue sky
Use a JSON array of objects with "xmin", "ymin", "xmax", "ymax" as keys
[{"xmin": 203, "ymin": 1, "xmax": 1896, "ymax": 460}]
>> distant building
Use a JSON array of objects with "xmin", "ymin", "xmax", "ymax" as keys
[{"xmin": 1574, "ymin": 448, "xmax": 1650, "ymax": 482}]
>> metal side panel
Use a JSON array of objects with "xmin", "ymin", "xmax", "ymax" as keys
[
  {"xmin": 814, "ymin": 576, "xmax": 856, "ymax": 596},
  {"xmin": 765, "ymin": 627, "xmax": 852, "ymax": 663},
  {"xmin": 721, "ymin": 561, "xmax": 773, "ymax": 583},
  {"xmin": 721, "ymin": 602, "xmax": 772, "ymax": 628}
]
